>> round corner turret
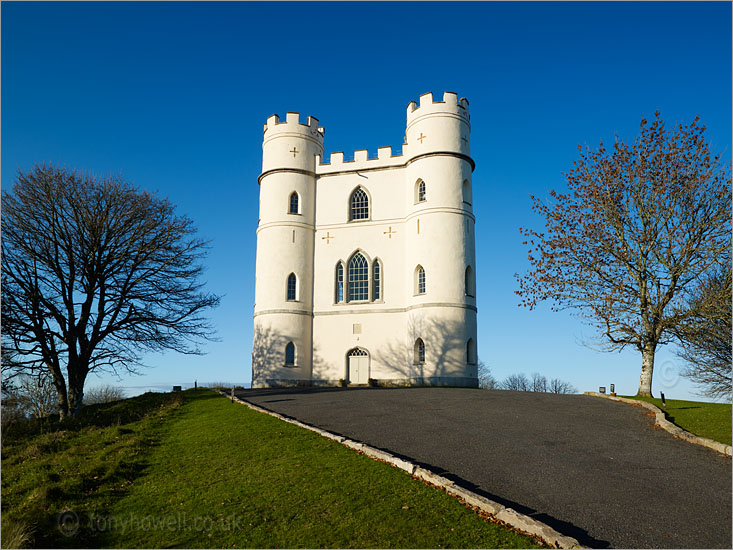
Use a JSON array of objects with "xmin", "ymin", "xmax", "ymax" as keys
[
  {"xmin": 262, "ymin": 112, "xmax": 325, "ymax": 174},
  {"xmin": 404, "ymin": 91, "xmax": 471, "ymax": 161}
]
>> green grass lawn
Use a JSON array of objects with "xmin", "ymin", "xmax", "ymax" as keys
[
  {"xmin": 623, "ymin": 395, "xmax": 732, "ymax": 446},
  {"xmin": 2, "ymin": 389, "xmax": 546, "ymax": 549}
]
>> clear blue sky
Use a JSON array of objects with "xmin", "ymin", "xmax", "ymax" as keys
[{"xmin": 3, "ymin": 2, "xmax": 731, "ymax": 399}]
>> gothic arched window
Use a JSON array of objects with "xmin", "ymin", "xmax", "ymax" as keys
[
  {"xmin": 287, "ymin": 273, "xmax": 297, "ymax": 301},
  {"xmin": 373, "ymin": 260, "xmax": 381, "ymax": 301},
  {"xmin": 335, "ymin": 262, "xmax": 344, "ymax": 303},
  {"xmin": 467, "ymin": 338, "xmax": 476, "ymax": 364},
  {"xmin": 415, "ymin": 265, "xmax": 426, "ymax": 295},
  {"xmin": 465, "ymin": 265, "xmax": 474, "ymax": 297},
  {"xmin": 350, "ymin": 187, "xmax": 369, "ymax": 220},
  {"xmin": 285, "ymin": 342, "xmax": 295, "ymax": 366},
  {"xmin": 289, "ymin": 192, "xmax": 299, "ymax": 214},
  {"xmin": 416, "ymin": 179, "xmax": 426, "ymax": 203},
  {"xmin": 414, "ymin": 338, "xmax": 425, "ymax": 364},
  {"xmin": 348, "ymin": 253, "xmax": 369, "ymax": 301}
]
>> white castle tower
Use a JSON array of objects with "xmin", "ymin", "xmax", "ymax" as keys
[{"xmin": 252, "ymin": 92, "xmax": 478, "ymax": 388}]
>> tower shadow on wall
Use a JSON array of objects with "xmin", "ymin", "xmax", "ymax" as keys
[
  {"xmin": 251, "ymin": 324, "xmax": 328, "ymax": 387},
  {"xmin": 251, "ymin": 324, "xmax": 288, "ymax": 385},
  {"xmin": 372, "ymin": 317, "xmax": 470, "ymax": 383}
]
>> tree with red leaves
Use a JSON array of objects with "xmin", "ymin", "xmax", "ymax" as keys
[{"xmin": 516, "ymin": 113, "xmax": 730, "ymax": 397}]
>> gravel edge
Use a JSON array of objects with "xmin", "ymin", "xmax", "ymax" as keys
[
  {"xmin": 584, "ymin": 392, "xmax": 732, "ymax": 457},
  {"xmin": 219, "ymin": 390, "xmax": 586, "ymax": 549}
]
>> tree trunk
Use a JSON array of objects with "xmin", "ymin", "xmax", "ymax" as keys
[
  {"xmin": 52, "ymin": 377, "xmax": 70, "ymax": 419},
  {"xmin": 67, "ymin": 379, "xmax": 85, "ymax": 417},
  {"xmin": 637, "ymin": 343, "xmax": 656, "ymax": 397}
]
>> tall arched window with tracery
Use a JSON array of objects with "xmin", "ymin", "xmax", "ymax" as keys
[
  {"xmin": 285, "ymin": 342, "xmax": 295, "ymax": 366},
  {"xmin": 350, "ymin": 187, "xmax": 369, "ymax": 220},
  {"xmin": 348, "ymin": 253, "xmax": 369, "ymax": 301},
  {"xmin": 289, "ymin": 192, "xmax": 299, "ymax": 214},
  {"xmin": 373, "ymin": 260, "xmax": 381, "ymax": 300},
  {"xmin": 335, "ymin": 262, "xmax": 344, "ymax": 303},
  {"xmin": 414, "ymin": 338, "xmax": 425, "ymax": 364},
  {"xmin": 286, "ymin": 273, "xmax": 297, "ymax": 301}
]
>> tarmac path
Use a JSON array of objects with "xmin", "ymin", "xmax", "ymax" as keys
[{"xmin": 235, "ymin": 387, "xmax": 731, "ymax": 549}]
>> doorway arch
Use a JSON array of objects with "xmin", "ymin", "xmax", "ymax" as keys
[{"xmin": 346, "ymin": 347, "xmax": 370, "ymax": 385}]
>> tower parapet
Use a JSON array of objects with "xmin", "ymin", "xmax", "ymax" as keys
[
  {"xmin": 405, "ymin": 92, "xmax": 471, "ymax": 160},
  {"xmin": 262, "ymin": 112, "xmax": 324, "ymax": 174},
  {"xmin": 406, "ymin": 91, "xmax": 470, "ymax": 124}
]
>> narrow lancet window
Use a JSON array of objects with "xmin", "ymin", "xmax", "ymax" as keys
[
  {"xmin": 416, "ymin": 266, "xmax": 426, "ymax": 295},
  {"xmin": 417, "ymin": 180, "xmax": 426, "ymax": 202},
  {"xmin": 285, "ymin": 342, "xmax": 295, "ymax": 366},
  {"xmin": 373, "ymin": 260, "xmax": 381, "ymax": 301},
  {"xmin": 336, "ymin": 263, "xmax": 344, "ymax": 303},
  {"xmin": 287, "ymin": 273, "xmax": 297, "ymax": 301},
  {"xmin": 289, "ymin": 192, "xmax": 299, "ymax": 214},
  {"xmin": 414, "ymin": 338, "xmax": 425, "ymax": 364},
  {"xmin": 465, "ymin": 265, "xmax": 474, "ymax": 296}
]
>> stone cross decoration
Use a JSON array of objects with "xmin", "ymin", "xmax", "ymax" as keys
[
  {"xmin": 383, "ymin": 226, "xmax": 397, "ymax": 239},
  {"xmin": 322, "ymin": 231, "xmax": 334, "ymax": 244},
  {"xmin": 417, "ymin": 133, "xmax": 427, "ymax": 144},
  {"xmin": 290, "ymin": 147, "xmax": 299, "ymax": 157}
]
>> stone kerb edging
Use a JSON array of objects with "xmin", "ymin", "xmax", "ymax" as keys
[
  {"xmin": 584, "ymin": 392, "xmax": 732, "ymax": 457},
  {"xmin": 217, "ymin": 390, "xmax": 585, "ymax": 549}
]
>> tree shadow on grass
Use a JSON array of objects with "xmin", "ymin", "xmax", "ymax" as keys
[{"xmin": 2, "ymin": 392, "xmax": 220, "ymax": 549}]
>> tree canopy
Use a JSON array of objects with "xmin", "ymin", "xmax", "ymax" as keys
[
  {"xmin": 2, "ymin": 165, "xmax": 220, "ymax": 417},
  {"xmin": 675, "ymin": 263, "xmax": 732, "ymax": 401},
  {"xmin": 516, "ymin": 113, "xmax": 730, "ymax": 396}
]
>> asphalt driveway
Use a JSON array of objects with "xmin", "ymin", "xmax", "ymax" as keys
[{"xmin": 235, "ymin": 387, "xmax": 731, "ymax": 549}]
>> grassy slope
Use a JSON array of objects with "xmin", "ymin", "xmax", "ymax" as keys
[
  {"xmin": 624, "ymin": 395, "xmax": 732, "ymax": 446},
  {"xmin": 1, "ymin": 392, "xmax": 185, "ymax": 548},
  {"xmin": 2, "ymin": 390, "xmax": 546, "ymax": 549}
]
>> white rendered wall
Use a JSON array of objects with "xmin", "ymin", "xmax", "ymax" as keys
[
  {"xmin": 253, "ymin": 113, "xmax": 322, "ymax": 388},
  {"xmin": 253, "ymin": 93, "xmax": 477, "ymax": 387}
]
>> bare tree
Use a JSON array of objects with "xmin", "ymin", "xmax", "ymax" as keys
[
  {"xmin": 16, "ymin": 374, "xmax": 57, "ymax": 418},
  {"xmin": 477, "ymin": 359, "xmax": 497, "ymax": 389},
  {"xmin": 549, "ymin": 378, "xmax": 577, "ymax": 394},
  {"xmin": 2, "ymin": 165, "xmax": 220, "ymax": 418},
  {"xmin": 517, "ymin": 113, "xmax": 730, "ymax": 396},
  {"xmin": 84, "ymin": 384, "xmax": 126, "ymax": 405},
  {"xmin": 530, "ymin": 372, "xmax": 548, "ymax": 392},
  {"xmin": 498, "ymin": 372, "xmax": 576, "ymax": 393},
  {"xmin": 500, "ymin": 373, "xmax": 530, "ymax": 391},
  {"xmin": 675, "ymin": 263, "xmax": 732, "ymax": 401}
]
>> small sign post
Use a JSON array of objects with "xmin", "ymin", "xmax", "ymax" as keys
[
  {"xmin": 610, "ymin": 383, "xmax": 616, "ymax": 396},
  {"xmin": 660, "ymin": 392, "xmax": 666, "ymax": 410},
  {"xmin": 599, "ymin": 386, "xmax": 606, "ymax": 394},
  {"xmin": 231, "ymin": 387, "xmax": 235, "ymax": 403}
]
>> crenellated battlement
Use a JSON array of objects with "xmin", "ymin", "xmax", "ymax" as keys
[
  {"xmin": 263, "ymin": 112, "xmax": 325, "ymax": 142},
  {"xmin": 317, "ymin": 144, "xmax": 409, "ymax": 174},
  {"xmin": 406, "ymin": 91, "xmax": 470, "ymax": 124}
]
